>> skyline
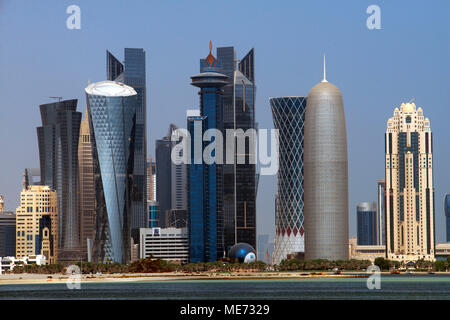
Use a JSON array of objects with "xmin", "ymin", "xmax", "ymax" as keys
[{"xmin": 1, "ymin": 0, "xmax": 450, "ymax": 243}]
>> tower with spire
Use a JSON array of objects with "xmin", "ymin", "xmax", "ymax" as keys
[{"xmin": 303, "ymin": 55, "xmax": 349, "ymax": 260}]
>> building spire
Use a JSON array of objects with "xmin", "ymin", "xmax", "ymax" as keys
[{"xmin": 322, "ymin": 54, "xmax": 328, "ymax": 83}]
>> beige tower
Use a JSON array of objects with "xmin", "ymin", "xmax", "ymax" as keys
[
  {"xmin": 16, "ymin": 186, "xmax": 58, "ymax": 262},
  {"xmin": 385, "ymin": 102, "xmax": 435, "ymax": 262},
  {"xmin": 78, "ymin": 108, "xmax": 96, "ymax": 258}
]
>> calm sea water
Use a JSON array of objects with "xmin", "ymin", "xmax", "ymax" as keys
[{"xmin": 0, "ymin": 275, "xmax": 450, "ymax": 299}]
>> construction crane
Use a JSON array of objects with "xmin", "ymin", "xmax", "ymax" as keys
[{"xmin": 49, "ymin": 96, "xmax": 63, "ymax": 102}]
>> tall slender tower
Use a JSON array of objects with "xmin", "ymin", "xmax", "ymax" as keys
[
  {"xmin": 270, "ymin": 97, "xmax": 307, "ymax": 264},
  {"xmin": 107, "ymin": 49, "xmax": 147, "ymax": 230},
  {"xmin": 385, "ymin": 102, "xmax": 435, "ymax": 262},
  {"xmin": 37, "ymin": 99, "xmax": 82, "ymax": 261},
  {"xmin": 304, "ymin": 56, "xmax": 349, "ymax": 260},
  {"xmin": 188, "ymin": 42, "xmax": 228, "ymax": 262},
  {"xmin": 78, "ymin": 108, "xmax": 95, "ymax": 258},
  {"xmin": 85, "ymin": 80, "xmax": 138, "ymax": 264}
]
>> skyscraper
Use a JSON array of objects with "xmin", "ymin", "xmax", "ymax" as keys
[
  {"xmin": 356, "ymin": 202, "xmax": 378, "ymax": 245},
  {"xmin": 217, "ymin": 46, "xmax": 257, "ymax": 252},
  {"xmin": 15, "ymin": 185, "xmax": 58, "ymax": 262},
  {"xmin": 188, "ymin": 43, "xmax": 228, "ymax": 262},
  {"xmin": 156, "ymin": 124, "xmax": 188, "ymax": 226},
  {"xmin": 85, "ymin": 80, "xmax": 138, "ymax": 264},
  {"xmin": 385, "ymin": 102, "xmax": 435, "ymax": 261},
  {"xmin": 37, "ymin": 99, "xmax": 82, "ymax": 261},
  {"xmin": 78, "ymin": 108, "xmax": 96, "ymax": 258},
  {"xmin": 0, "ymin": 210, "xmax": 16, "ymax": 257},
  {"xmin": 445, "ymin": 195, "xmax": 450, "ymax": 242},
  {"xmin": 107, "ymin": 48, "xmax": 147, "ymax": 230},
  {"xmin": 377, "ymin": 179, "xmax": 386, "ymax": 245},
  {"xmin": 270, "ymin": 97, "xmax": 307, "ymax": 264},
  {"xmin": 147, "ymin": 157, "xmax": 156, "ymax": 202},
  {"xmin": 304, "ymin": 57, "xmax": 349, "ymax": 260}
]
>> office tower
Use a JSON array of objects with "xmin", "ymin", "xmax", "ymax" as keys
[
  {"xmin": 356, "ymin": 202, "xmax": 378, "ymax": 245},
  {"xmin": 139, "ymin": 227, "xmax": 189, "ymax": 264},
  {"xmin": 445, "ymin": 195, "xmax": 450, "ymax": 242},
  {"xmin": 85, "ymin": 80, "xmax": 138, "ymax": 264},
  {"xmin": 0, "ymin": 210, "xmax": 16, "ymax": 257},
  {"xmin": 148, "ymin": 201, "xmax": 160, "ymax": 228},
  {"xmin": 188, "ymin": 43, "xmax": 228, "ymax": 262},
  {"xmin": 78, "ymin": 108, "xmax": 96, "ymax": 258},
  {"xmin": 304, "ymin": 56, "xmax": 349, "ymax": 260},
  {"xmin": 147, "ymin": 157, "xmax": 156, "ymax": 202},
  {"xmin": 156, "ymin": 124, "xmax": 188, "ymax": 226},
  {"xmin": 257, "ymin": 234, "xmax": 269, "ymax": 262},
  {"xmin": 0, "ymin": 196, "xmax": 3, "ymax": 212},
  {"xmin": 107, "ymin": 48, "xmax": 147, "ymax": 229},
  {"xmin": 270, "ymin": 97, "xmax": 307, "ymax": 264},
  {"xmin": 385, "ymin": 102, "xmax": 435, "ymax": 261},
  {"xmin": 377, "ymin": 179, "xmax": 386, "ymax": 245},
  {"xmin": 37, "ymin": 99, "xmax": 82, "ymax": 261},
  {"xmin": 23, "ymin": 168, "xmax": 40, "ymax": 188},
  {"xmin": 217, "ymin": 46, "xmax": 257, "ymax": 252},
  {"xmin": 15, "ymin": 186, "xmax": 58, "ymax": 261}
]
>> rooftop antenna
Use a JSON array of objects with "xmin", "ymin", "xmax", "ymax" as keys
[
  {"xmin": 321, "ymin": 54, "xmax": 328, "ymax": 83},
  {"xmin": 49, "ymin": 96, "xmax": 63, "ymax": 102}
]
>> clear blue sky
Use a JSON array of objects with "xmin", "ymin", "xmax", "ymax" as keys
[{"xmin": 0, "ymin": 0, "xmax": 449, "ymax": 243}]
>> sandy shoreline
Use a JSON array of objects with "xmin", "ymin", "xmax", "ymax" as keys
[{"xmin": 0, "ymin": 272, "xmax": 374, "ymax": 285}]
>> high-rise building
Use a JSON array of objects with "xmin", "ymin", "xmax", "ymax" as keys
[
  {"xmin": 385, "ymin": 102, "xmax": 435, "ymax": 261},
  {"xmin": 23, "ymin": 168, "xmax": 40, "ymax": 188},
  {"xmin": 15, "ymin": 186, "xmax": 58, "ymax": 263},
  {"xmin": 37, "ymin": 99, "xmax": 82, "ymax": 261},
  {"xmin": 270, "ymin": 97, "xmax": 307, "ymax": 264},
  {"xmin": 148, "ymin": 201, "xmax": 160, "ymax": 228},
  {"xmin": 0, "ymin": 210, "xmax": 16, "ymax": 257},
  {"xmin": 147, "ymin": 157, "xmax": 156, "ymax": 202},
  {"xmin": 357, "ymin": 202, "xmax": 378, "ymax": 245},
  {"xmin": 78, "ymin": 108, "xmax": 96, "ymax": 259},
  {"xmin": 85, "ymin": 80, "xmax": 138, "ymax": 264},
  {"xmin": 217, "ymin": 46, "xmax": 257, "ymax": 252},
  {"xmin": 188, "ymin": 43, "xmax": 228, "ymax": 262},
  {"xmin": 0, "ymin": 196, "xmax": 4, "ymax": 212},
  {"xmin": 304, "ymin": 57, "xmax": 349, "ymax": 260},
  {"xmin": 107, "ymin": 48, "xmax": 147, "ymax": 230},
  {"xmin": 445, "ymin": 195, "xmax": 450, "ymax": 242},
  {"xmin": 377, "ymin": 179, "xmax": 386, "ymax": 245},
  {"xmin": 155, "ymin": 124, "xmax": 188, "ymax": 227},
  {"xmin": 139, "ymin": 227, "xmax": 189, "ymax": 264}
]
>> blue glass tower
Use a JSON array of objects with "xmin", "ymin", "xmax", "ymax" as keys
[
  {"xmin": 356, "ymin": 202, "xmax": 378, "ymax": 245},
  {"xmin": 188, "ymin": 42, "xmax": 228, "ymax": 262},
  {"xmin": 445, "ymin": 195, "xmax": 450, "ymax": 242},
  {"xmin": 85, "ymin": 81, "xmax": 137, "ymax": 264}
]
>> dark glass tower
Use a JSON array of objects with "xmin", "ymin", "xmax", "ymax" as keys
[
  {"xmin": 216, "ymin": 46, "xmax": 257, "ymax": 252},
  {"xmin": 85, "ymin": 80, "xmax": 137, "ymax": 264},
  {"xmin": 107, "ymin": 48, "xmax": 147, "ymax": 230},
  {"xmin": 188, "ymin": 43, "xmax": 228, "ymax": 262},
  {"xmin": 445, "ymin": 195, "xmax": 450, "ymax": 242},
  {"xmin": 356, "ymin": 202, "xmax": 378, "ymax": 245},
  {"xmin": 37, "ymin": 99, "xmax": 82, "ymax": 260},
  {"xmin": 0, "ymin": 211, "xmax": 16, "ymax": 257}
]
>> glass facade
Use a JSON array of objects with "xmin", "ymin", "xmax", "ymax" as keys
[
  {"xmin": 270, "ymin": 97, "xmax": 306, "ymax": 264},
  {"xmin": 107, "ymin": 49, "xmax": 147, "ymax": 230},
  {"xmin": 0, "ymin": 212, "xmax": 16, "ymax": 257},
  {"xmin": 188, "ymin": 46, "xmax": 228, "ymax": 262},
  {"xmin": 357, "ymin": 202, "xmax": 378, "ymax": 245},
  {"xmin": 217, "ymin": 47, "xmax": 257, "ymax": 253},
  {"xmin": 445, "ymin": 195, "xmax": 450, "ymax": 242},
  {"xmin": 86, "ymin": 81, "xmax": 137, "ymax": 264},
  {"xmin": 148, "ymin": 201, "xmax": 160, "ymax": 228},
  {"xmin": 37, "ymin": 99, "xmax": 82, "ymax": 260}
]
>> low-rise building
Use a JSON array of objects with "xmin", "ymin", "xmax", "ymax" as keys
[
  {"xmin": 0, "ymin": 255, "xmax": 47, "ymax": 274},
  {"xmin": 139, "ymin": 227, "xmax": 189, "ymax": 264}
]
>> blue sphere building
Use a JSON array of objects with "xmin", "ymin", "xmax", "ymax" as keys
[{"xmin": 228, "ymin": 243, "xmax": 256, "ymax": 263}]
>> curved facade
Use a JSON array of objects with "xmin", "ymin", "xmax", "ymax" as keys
[
  {"xmin": 86, "ymin": 81, "xmax": 137, "ymax": 264},
  {"xmin": 37, "ymin": 99, "xmax": 81, "ymax": 259},
  {"xmin": 304, "ymin": 80, "xmax": 348, "ymax": 260},
  {"xmin": 270, "ymin": 97, "xmax": 306, "ymax": 264}
]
